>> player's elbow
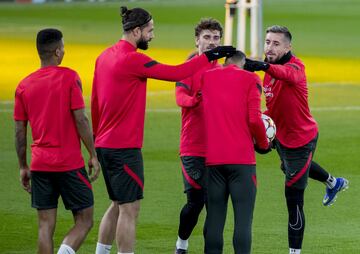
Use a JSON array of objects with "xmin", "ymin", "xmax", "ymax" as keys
[
  {"xmin": 175, "ymin": 97, "xmax": 183, "ymax": 107},
  {"xmin": 248, "ymin": 115, "xmax": 260, "ymax": 127},
  {"xmin": 73, "ymin": 110, "xmax": 90, "ymax": 134},
  {"xmin": 75, "ymin": 115, "xmax": 88, "ymax": 128}
]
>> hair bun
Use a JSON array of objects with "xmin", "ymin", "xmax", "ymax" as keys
[{"xmin": 120, "ymin": 6, "xmax": 128, "ymax": 17}]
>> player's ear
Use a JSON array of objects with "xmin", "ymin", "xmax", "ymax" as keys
[
  {"xmin": 55, "ymin": 47, "xmax": 61, "ymax": 57},
  {"xmin": 132, "ymin": 27, "xmax": 141, "ymax": 38},
  {"xmin": 195, "ymin": 36, "xmax": 199, "ymax": 48}
]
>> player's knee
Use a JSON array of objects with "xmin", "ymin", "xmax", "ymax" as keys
[
  {"xmin": 187, "ymin": 190, "xmax": 205, "ymax": 213},
  {"xmin": 188, "ymin": 199, "xmax": 204, "ymax": 213},
  {"xmin": 38, "ymin": 221, "xmax": 56, "ymax": 237},
  {"xmin": 120, "ymin": 200, "xmax": 141, "ymax": 220},
  {"xmin": 131, "ymin": 201, "xmax": 141, "ymax": 218},
  {"xmin": 74, "ymin": 206, "xmax": 94, "ymax": 232},
  {"xmin": 81, "ymin": 212, "xmax": 94, "ymax": 231},
  {"xmin": 38, "ymin": 210, "xmax": 57, "ymax": 235},
  {"xmin": 285, "ymin": 187, "xmax": 304, "ymax": 206},
  {"xmin": 80, "ymin": 217, "xmax": 93, "ymax": 232}
]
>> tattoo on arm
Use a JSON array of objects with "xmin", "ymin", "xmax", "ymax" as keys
[{"xmin": 15, "ymin": 121, "xmax": 28, "ymax": 168}]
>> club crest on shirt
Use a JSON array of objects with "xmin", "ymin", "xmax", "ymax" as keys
[
  {"xmin": 263, "ymin": 78, "xmax": 276, "ymax": 98},
  {"xmin": 264, "ymin": 85, "xmax": 273, "ymax": 98}
]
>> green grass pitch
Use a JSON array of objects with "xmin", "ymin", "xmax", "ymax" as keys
[{"xmin": 0, "ymin": 0, "xmax": 359, "ymax": 253}]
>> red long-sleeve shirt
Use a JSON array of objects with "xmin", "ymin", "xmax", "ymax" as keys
[
  {"xmin": 202, "ymin": 65, "xmax": 269, "ymax": 166},
  {"xmin": 91, "ymin": 40, "xmax": 209, "ymax": 148},
  {"xmin": 175, "ymin": 60, "xmax": 220, "ymax": 157},
  {"xmin": 263, "ymin": 55, "xmax": 318, "ymax": 148}
]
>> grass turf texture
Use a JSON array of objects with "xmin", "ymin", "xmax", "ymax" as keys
[{"xmin": 1, "ymin": 0, "xmax": 360, "ymax": 253}]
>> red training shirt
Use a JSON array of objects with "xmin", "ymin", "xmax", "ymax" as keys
[
  {"xmin": 91, "ymin": 40, "xmax": 209, "ymax": 149},
  {"xmin": 202, "ymin": 65, "xmax": 269, "ymax": 166},
  {"xmin": 263, "ymin": 55, "xmax": 318, "ymax": 148},
  {"xmin": 14, "ymin": 66, "xmax": 85, "ymax": 172},
  {"xmin": 175, "ymin": 59, "xmax": 220, "ymax": 157}
]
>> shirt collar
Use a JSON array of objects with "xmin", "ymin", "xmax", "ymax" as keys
[
  {"xmin": 117, "ymin": 39, "xmax": 137, "ymax": 52},
  {"xmin": 265, "ymin": 51, "xmax": 292, "ymax": 65}
]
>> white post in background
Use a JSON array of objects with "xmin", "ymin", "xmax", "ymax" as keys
[
  {"xmin": 249, "ymin": 0, "xmax": 263, "ymax": 59},
  {"xmin": 225, "ymin": 0, "xmax": 263, "ymax": 59},
  {"xmin": 237, "ymin": 0, "xmax": 248, "ymax": 53},
  {"xmin": 224, "ymin": 0, "xmax": 238, "ymax": 46}
]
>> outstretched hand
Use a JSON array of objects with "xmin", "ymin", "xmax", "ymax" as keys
[
  {"xmin": 244, "ymin": 58, "xmax": 270, "ymax": 72},
  {"xmin": 204, "ymin": 46, "xmax": 236, "ymax": 61}
]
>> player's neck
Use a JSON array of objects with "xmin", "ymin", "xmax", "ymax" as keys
[
  {"xmin": 122, "ymin": 35, "xmax": 137, "ymax": 49},
  {"xmin": 41, "ymin": 59, "xmax": 60, "ymax": 68}
]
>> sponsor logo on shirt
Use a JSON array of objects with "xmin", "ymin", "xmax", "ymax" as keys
[{"xmin": 264, "ymin": 85, "xmax": 273, "ymax": 98}]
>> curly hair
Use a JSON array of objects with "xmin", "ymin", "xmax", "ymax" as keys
[{"xmin": 195, "ymin": 18, "xmax": 223, "ymax": 38}]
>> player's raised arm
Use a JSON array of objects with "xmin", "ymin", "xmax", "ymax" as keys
[
  {"xmin": 131, "ymin": 46, "xmax": 236, "ymax": 81},
  {"xmin": 244, "ymin": 58, "xmax": 305, "ymax": 84},
  {"xmin": 265, "ymin": 61, "xmax": 305, "ymax": 84}
]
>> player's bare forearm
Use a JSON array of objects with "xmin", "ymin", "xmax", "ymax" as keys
[
  {"xmin": 15, "ymin": 120, "xmax": 28, "ymax": 169},
  {"xmin": 73, "ymin": 109, "xmax": 97, "ymax": 158},
  {"xmin": 73, "ymin": 109, "xmax": 101, "ymax": 181}
]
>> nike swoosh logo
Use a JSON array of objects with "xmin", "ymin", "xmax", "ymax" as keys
[
  {"xmin": 213, "ymin": 52, "xmax": 219, "ymax": 55},
  {"xmin": 289, "ymin": 171, "xmax": 297, "ymax": 177},
  {"xmin": 289, "ymin": 205, "xmax": 303, "ymax": 230}
]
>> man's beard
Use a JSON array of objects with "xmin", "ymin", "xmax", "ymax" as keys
[
  {"xmin": 265, "ymin": 55, "xmax": 277, "ymax": 63},
  {"xmin": 137, "ymin": 38, "xmax": 149, "ymax": 50}
]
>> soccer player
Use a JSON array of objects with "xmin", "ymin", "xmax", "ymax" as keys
[
  {"xmin": 91, "ymin": 7, "xmax": 235, "ymax": 254},
  {"xmin": 202, "ymin": 51, "xmax": 269, "ymax": 254},
  {"xmin": 173, "ymin": 18, "xmax": 223, "ymax": 254},
  {"xmin": 245, "ymin": 25, "xmax": 349, "ymax": 254},
  {"xmin": 14, "ymin": 29, "xmax": 100, "ymax": 254}
]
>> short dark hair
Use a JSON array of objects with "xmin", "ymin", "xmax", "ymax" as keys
[
  {"xmin": 121, "ymin": 6, "xmax": 152, "ymax": 32},
  {"xmin": 195, "ymin": 18, "xmax": 223, "ymax": 38},
  {"xmin": 225, "ymin": 50, "xmax": 246, "ymax": 64},
  {"xmin": 36, "ymin": 28, "xmax": 63, "ymax": 60},
  {"xmin": 266, "ymin": 25, "xmax": 292, "ymax": 42}
]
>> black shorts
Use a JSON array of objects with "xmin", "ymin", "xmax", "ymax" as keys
[
  {"xmin": 275, "ymin": 134, "xmax": 318, "ymax": 189},
  {"xmin": 31, "ymin": 167, "xmax": 94, "ymax": 212},
  {"xmin": 181, "ymin": 156, "xmax": 207, "ymax": 192},
  {"xmin": 96, "ymin": 148, "xmax": 144, "ymax": 204}
]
